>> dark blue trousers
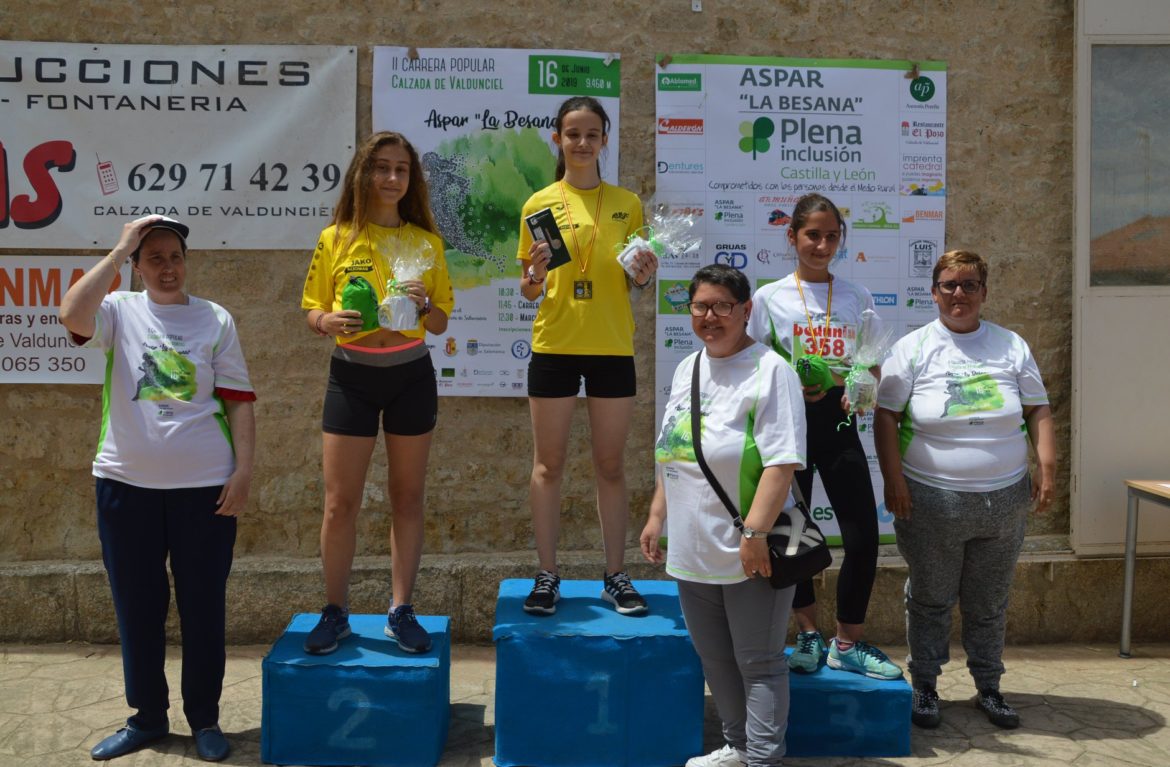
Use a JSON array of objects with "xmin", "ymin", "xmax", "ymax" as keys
[{"xmin": 96, "ymin": 478, "xmax": 236, "ymax": 731}]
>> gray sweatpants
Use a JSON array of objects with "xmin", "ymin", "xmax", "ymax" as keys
[
  {"xmin": 894, "ymin": 475, "xmax": 1031, "ymax": 691},
  {"xmin": 677, "ymin": 577, "xmax": 795, "ymax": 767}
]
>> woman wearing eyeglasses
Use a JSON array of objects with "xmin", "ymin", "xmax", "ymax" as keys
[
  {"xmin": 747, "ymin": 193, "xmax": 901, "ymax": 681},
  {"xmin": 874, "ymin": 249, "xmax": 1055, "ymax": 730},
  {"xmin": 641, "ymin": 264, "xmax": 806, "ymax": 767}
]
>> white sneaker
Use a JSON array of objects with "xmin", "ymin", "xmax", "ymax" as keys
[{"xmin": 685, "ymin": 744, "xmax": 745, "ymax": 767}]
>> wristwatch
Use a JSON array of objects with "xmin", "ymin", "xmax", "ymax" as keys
[
  {"xmin": 527, "ymin": 266, "xmax": 545, "ymax": 285},
  {"xmin": 742, "ymin": 526, "xmax": 764, "ymax": 539}
]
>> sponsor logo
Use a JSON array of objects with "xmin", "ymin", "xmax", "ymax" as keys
[
  {"xmin": 444, "ymin": 337, "xmax": 458, "ymax": 357},
  {"xmin": 472, "ymin": 368, "xmax": 492, "ymax": 376},
  {"xmin": 658, "ymin": 73, "xmax": 702, "ymax": 91},
  {"xmin": 852, "ymin": 201, "xmax": 899, "ymax": 230},
  {"xmin": 909, "ymin": 76, "xmax": 936, "ymax": 102},
  {"xmin": 512, "ymin": 381, "xmax": 524, "ymax": 390},
  {"xmin": 756, "ymin": 247, "xmax": 791, "ymax": 265},
  {"xmin": 901, "ymin": 120, "xmax": 910, "ymax": 136},
  {"xmin": 441, "ymin": 367, "xmax": 455, "ymax": 377},
  {"xmin": 909, "ymin": 239, "xmax": 939, "ymax": 277},
  {"xmin": 903, "ymin": 119, "xmax": 945, "ymax": 141},
  {"xmin": 611, "ymin": 211, "xmax": 630, "ymax": 222},
  {"xmin": 766, "ymin": 209, "xmax": 791, "ymax": 227},
  {"xmin": 511, "ymin": 339, "xmax": 531, "ymax": 359},
  {"xmin": 664, "ymin": 204, "xmax": 704, "ymax": 218},
  {"xmin": 658, "ymin": 117, "xmax": 704, "ymax": 135},
  {"xmin": 904, "ymin": 285, "xmax": 935, "ymax": 311},
  {"xmin": 712, "ymin": 199, "xmax": 745, "ymax": 225},
  {"xmin": 657, "ymin": 160, "xmax": 704, "ymax": 174},
  {"xmin": 714, "ymin": 250, "xmax": 747, "ymax": 269},
  {"xmin": 873, "ymin": 293, "xmax": 897, "ymax": 306},
  {"xmin": 466, "ymin": 339, "xmax": 479, "ymax": 355},
  {"xmin": 738, "ymin": 116, "xmax": 774, "ymax": 160},
  {"xmin": 902, "ymin": 209, "xmax": 944, "ymax": 224}
]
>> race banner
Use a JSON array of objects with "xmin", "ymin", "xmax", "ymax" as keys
[
  {"xmin": 0, "ymin": 43, "xmax": 355, "ymax": 249},
  {"xmin": 372, "ymin": 47, "xmax": 621, "ymax": 397},
  {"xmin": 0, "ymin": 256, "xmax": 131, "ymax": 383},
  {"xmin": 655, "ymin": 54, "xmax": 948, "ymax": 542}
]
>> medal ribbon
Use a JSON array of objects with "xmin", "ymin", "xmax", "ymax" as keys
[{"xmin": 558, "ymin": 181, "xmax": 605, "ymax": 275}]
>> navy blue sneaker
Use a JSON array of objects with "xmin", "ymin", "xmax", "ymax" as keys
[
  {"xmin": 193, "ymin": 726, "xmax": 230, "ymax": 762},
  {"xmin": 90, "ymin": 723, "xmax": 169, "ymax": 760},
  {"xmin": 303, "ymin": 604, "xmax": 350, "ymax": 655},
  {"xmin": 385, "ymin": 603, "xmax": 432, "ymax": 653}
]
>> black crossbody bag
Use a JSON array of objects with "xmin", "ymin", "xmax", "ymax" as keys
[{"xmin": 690, "ymin": 352, "xmax": 832, "ymax": 589}]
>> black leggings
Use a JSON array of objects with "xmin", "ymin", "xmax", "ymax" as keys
[{"xmin": 792, "ymin": 387, "xmax": 879, "ymax": 625}]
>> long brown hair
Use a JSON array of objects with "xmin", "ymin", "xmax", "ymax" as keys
[
  {"xmin": 553, "ymin": 96, "xmax": 610, "ymax": 182},
  {"xmin": 332, "ymin": 131, "xmax": 438, "ymax": 253}
]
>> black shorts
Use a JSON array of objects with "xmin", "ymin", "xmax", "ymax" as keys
[
  {"xmin": 322, "ymin": 352, "xmax": 437, "ymax": 437},
  {"xmin": 527, "ymin": 352, "xmax": 636, "ymax": 398}
]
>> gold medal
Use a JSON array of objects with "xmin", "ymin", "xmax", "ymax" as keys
[{"xmin": 574, "ymin": 280, "xmax": 593, "ymax": 300}]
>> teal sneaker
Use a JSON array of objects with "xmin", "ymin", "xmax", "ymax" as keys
[
  {"xmin": 787, "ymin": 630, "xmax": 827, "ymax": 673},
  {"xmin": 827, "ymin": 638, "xmax": 903, "ymax": 680}
]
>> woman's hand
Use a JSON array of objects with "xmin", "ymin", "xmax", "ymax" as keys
[
  {"xmin": 317, "ymin": 310, "xmax": 364, "ymax": 336},
  {"xmin": 639, "ymin": 517, "xmax": 665, "ymax": 564},
  {"xmin": 1031, "ymin": 468, "xmax": 1054, "ymax": 514},
  {"xmin": 215, "ymin": 468, "xmax": 251, "ymax": 517},
  {"xmin": 527, "ymin": 241, "xmax": 552, "ymax": 282},
  {"xmin": 629, "ymin": 247, "xmax": 659, "ymax": 288},
  {"xmin": 803, "ymin": 384, "xmax": 828, "ymax": 403},
  {"xmin": 884, "ymin": 474, "xmax": 913, "ymax": 519},
  {"xmin": 740, "ymin": 536, "xmax": 771, "ymax": 580},
  {"xmin": 399, "ymin": 278, "xmax": 428, "ymax": 310}
]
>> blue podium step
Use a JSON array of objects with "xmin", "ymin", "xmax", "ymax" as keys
[
  {"xmin": 262, "ymin": 613, "xmax": 450, "ymax": 767},
  {"xmin": 493, "ymin": 578, "xmax": 705, "ymax": 767},
  {"xmin": 786, "ymin": 654, "xmax": 911, "ymax": 757}
]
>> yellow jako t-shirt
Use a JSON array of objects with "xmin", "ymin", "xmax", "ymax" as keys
[
  {"xmin": 301, "ymin": 222, "xmax": 455, "ymax": 344},
  {"xmin": 516, "ymin": 181, "xmax": 644, "ymax": 356}
]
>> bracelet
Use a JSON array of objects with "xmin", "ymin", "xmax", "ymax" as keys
[
  {"xmin": 527, "ymin": 267, "xmax": 544, "ymax": 285},
  {"xmin": 632, "ymin": 276, "xmax": 652, "ymax": 289},
  {"xmin": 315, "ymin": 313, "xmax": 326, "ymax": 335}
]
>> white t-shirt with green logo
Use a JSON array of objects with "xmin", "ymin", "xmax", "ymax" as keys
[
  {"xmin": 655, "ymin": 343, "xmax": 806, "ymax": 584},
  {"xmin": 748, "ymin": 274, "xmax": 875, "ymax": 374},
  {"xmin": 75, "ymin": 292, "xmax": 254, "ymax": 490},
  {"xmin": 876, "ymin": 319, "xmax": 1048, "ymax": 492}
]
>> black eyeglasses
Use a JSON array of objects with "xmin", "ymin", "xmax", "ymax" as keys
[
  {"xmin": 688, "ymin": 301, "xmax": 739, "ymax": 317},
  {"xmin": 934, "ymin": 279, "xmax": 983, "ymax": 295}
]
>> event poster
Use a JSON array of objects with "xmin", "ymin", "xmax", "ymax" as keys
[
  {"xmin": 0, "ymin": 256, "xmax": 132, "ymax": 384},
  {"xmin": 0, "ymin": 42, "xmax": 355, "ymax": 250},
  {"xmin": 654, "ymin": 54, "xmax": 948, "ymax": 542},
  {"xmin": 372, "ymin": 47, "xmax": 621, "ymax": 397}
]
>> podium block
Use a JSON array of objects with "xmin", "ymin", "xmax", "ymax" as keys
[
  {"xmin": 786, "ymin": 656, "xmax": 911, "ymax": 757},
  {"xmin": 262, "ymin": 613, "xmax": 450, "ymax": 767},
  {"xmin": 493, "ymin": 579, "xmax": 704, "ymax": 767}
]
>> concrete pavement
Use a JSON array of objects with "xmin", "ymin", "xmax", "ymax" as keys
[{"xmin": 2, "ymin": 642, "xmax": 1169, "ymax": 766}]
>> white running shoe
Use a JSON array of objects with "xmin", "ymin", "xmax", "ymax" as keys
[{"xmin": 685, "ymin": 744, "xmax": 745, "ymax": 767}]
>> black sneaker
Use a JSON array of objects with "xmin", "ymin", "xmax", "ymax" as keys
[
  {"xmin": 911, "ymin": 685, "xmax": 941, "ymax": 729},
  {"xmin": 523, "ymin": 570, "xmax": 561, "ymax": 615},
  {"xmin": 976, "ymin": 688, "xmax": 1020, "ymax": 729},
  {"xmin": 602, "ymin": 571, "xmax": 648, "ymax": 615},
  {"xmin": 303, "ymin": 604, "xmax": 350, "ymax": 655},
  {"xmin": 384, "ymin": 604, "xmax": 432, "ymax": 653}
]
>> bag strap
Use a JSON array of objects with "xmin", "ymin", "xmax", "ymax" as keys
[{"xmin": 690, "ymin": 352, "xmax": 815, "ymax": 534}]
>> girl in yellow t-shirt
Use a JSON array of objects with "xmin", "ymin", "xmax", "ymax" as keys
[
  {"xmin": 300, "ymin": 132, "xmax": 454, "ymax": 656},
  {"xmin": 516, "ymin": 96, "xmax": 658, "ymax": 616}
]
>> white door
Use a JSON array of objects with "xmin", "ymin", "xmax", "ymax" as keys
[{"xmin": 1073, "ymin": 0, "xmax": 1170, "ymax": 554}]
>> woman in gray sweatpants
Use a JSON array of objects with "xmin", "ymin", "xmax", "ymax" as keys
[
  {"xmin": 873, "ymin": 249, "xmax": 1056, "ymax": 731},
  {"xmin": 640, "ymin": 265, "xmax": 808, "ymax": 767}
]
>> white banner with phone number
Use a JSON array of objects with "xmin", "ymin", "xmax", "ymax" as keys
[
  {"xmin": 0, "ymin": 42, "xmax": 355, "ymax": 250},
  {"xmin": 0, "ymin": 255, "xmax": 132, "ymax": 383}
]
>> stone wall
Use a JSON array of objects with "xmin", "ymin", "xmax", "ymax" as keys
[{"xmin": 0, "ymin": 0, "xmax": 1075, "ymax": 566}]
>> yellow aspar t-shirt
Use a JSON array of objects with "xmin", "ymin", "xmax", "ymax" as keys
[
  {"xmin": 301, "ymin": 221, "xmax": 455, "ymax": 344},
  {"xmin": 516, "ymin": 181, "xmax": 644, "ymax": 356}
]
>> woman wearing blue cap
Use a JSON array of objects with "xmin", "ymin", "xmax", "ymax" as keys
[{"xmin": 60, "ymin": 216, "xmax": 256, "ymax": 762}]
